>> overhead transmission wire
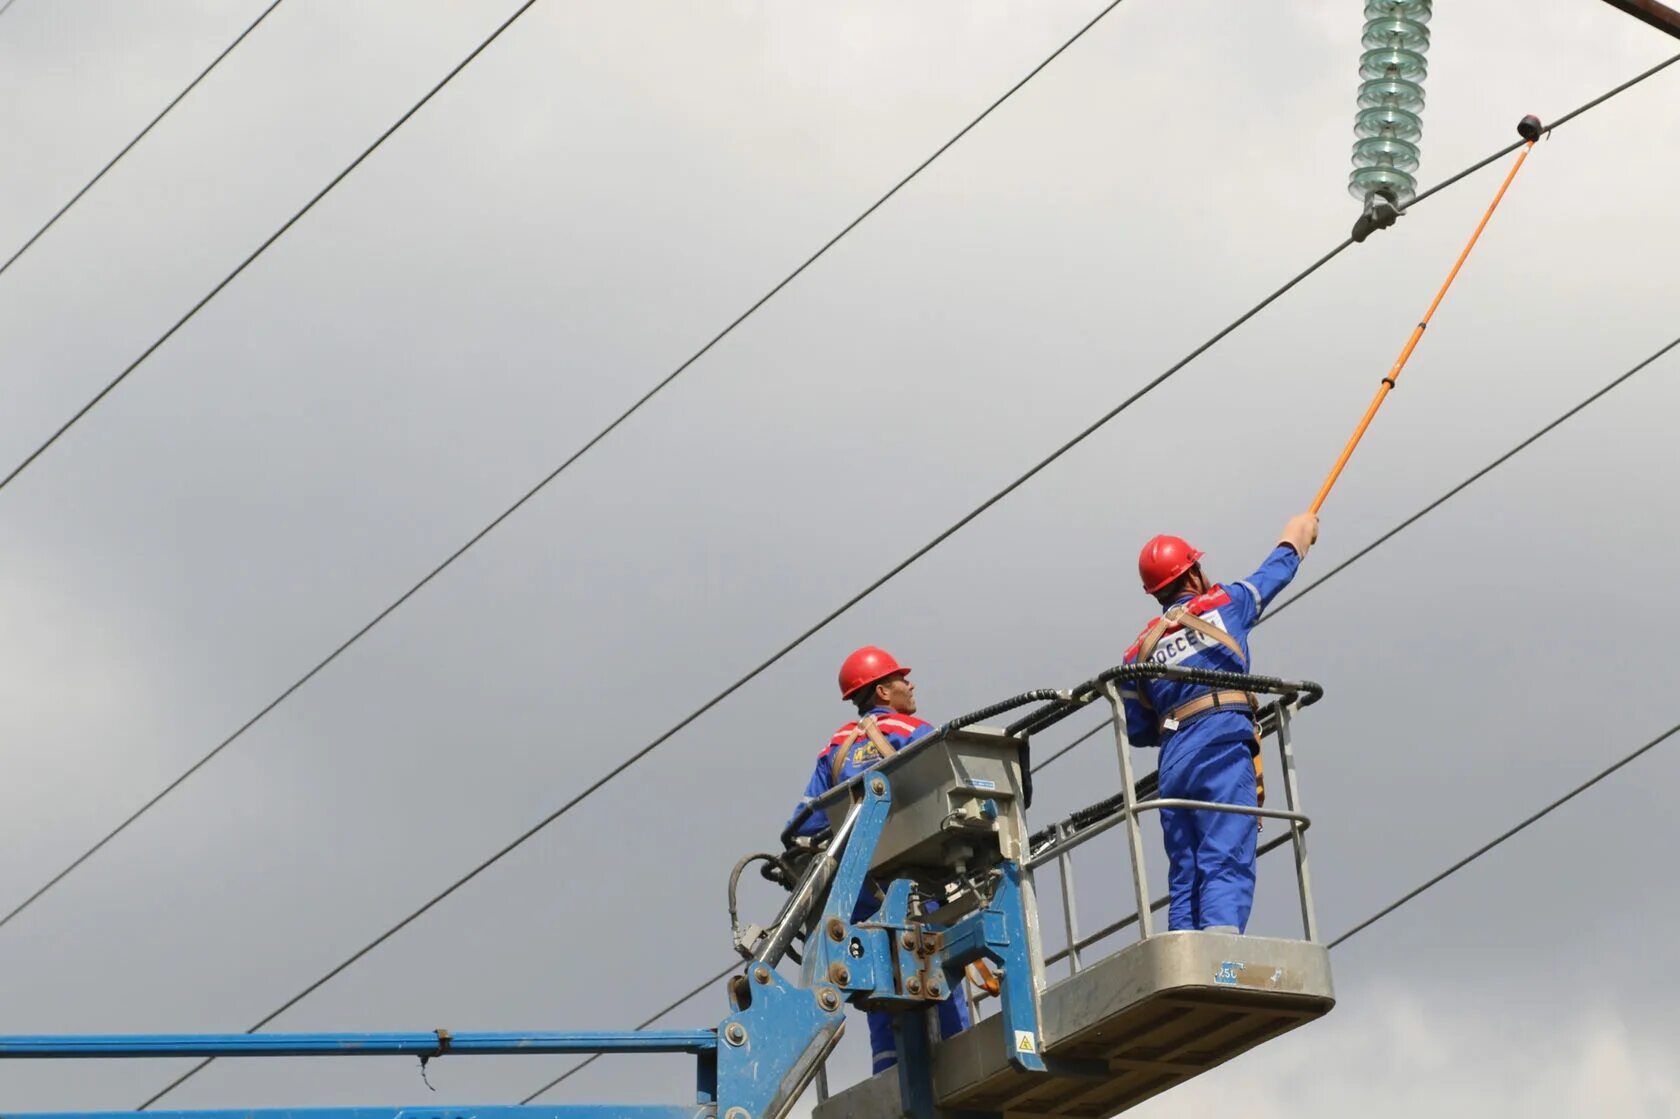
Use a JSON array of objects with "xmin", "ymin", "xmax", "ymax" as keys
[
  {"xmin": 0, "ymin": 0, "xmax": 557, "ymax": 934},
  {"xmin": 0, "ymin": 0, "xmax": 547, "ymax": 496},
  {"xmin": 0, "ymin": 0, "xmax": 1134, "ymax": 945},
  {"xmin": 523, "ymin": 332, "xmax": 1680, "ymax": 1100},
  {"xmin": 2, "ymin": 0, "xmax": 1133, "ymax": 498},
  {"xmin": 520, "ymin": 716, "xmax": 1680, "ymax": 1103},
  {"xmin": 518, "ymin": 961, "xmax": 741, "ymax": 1104},
  {"xmin": 29, "ymin": 42, "xmax": 1680, "ymax": 956},
  {"xmin": 513, "ymin": 315, "xmax": 1670, "ymax": 1101},
  {"xmin": 1031, "ymin": 331, "xmax": 1680, "ymax": 777},
  {"xmin": 0, "ymin": 0, "xmax": 284, "ymax": 283},
  {"xmin": 128, "ymin": 51, "xmax": 1680, "ymax": 1110},
  {"xmin": 1327, "ymin": 721, "xmax": 1680, "ymax": 948}
]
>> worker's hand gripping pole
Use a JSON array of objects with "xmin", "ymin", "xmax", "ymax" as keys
[{"xmin": 1310, "ymin": 129, "xmax": 1539, "ymax": 516}]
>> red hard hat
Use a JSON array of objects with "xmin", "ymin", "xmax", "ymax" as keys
[
  {"xmin": 1138, "ymin": 535, "xmax": 1204, "ymax": 593},
  {"xmin": 838, "ymin": 646, "xmax": 910, "ymax": 700}
]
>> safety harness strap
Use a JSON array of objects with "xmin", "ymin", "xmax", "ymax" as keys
[
  {"xmin": 1135, "ymin": 602, "xmax": 1249, "ymax": 669},
  {"xmin": 1160, "ymin": 690, "xmax": 1267, "ymax": 808},
  {"xmin": 1168, "ymin": 604, "xmax": 1249, "ymax": 668},
  {"xmin": 1133, "ymin": 601, "xmax": 1248, "ymax": 716},
  {"xmin": 828, "ymin": 716, "xmax": 899, "ymax": 785},
  {"xmin": 828, "ymin": 724, "xmax": 865, "ymax": 785},
  {"xmin": 1130, "ymin": 614, "xmax": 1172, "ymax": 712},
  {"xmin": 1163, "ymin": 688, "xmax": 1258, "ymax": 727},
  {"xmin": 1132, "ymin": 604, "xmax": 1267, "ymax": 807},
  {"xmin": 1132, "ymin": 617, "xmax": 1171, "ymax": 687}
]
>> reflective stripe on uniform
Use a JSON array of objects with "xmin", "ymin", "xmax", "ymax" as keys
[{"xmin": 1234, "ymin": 579, "xmax": 1262, "ymax": 616}]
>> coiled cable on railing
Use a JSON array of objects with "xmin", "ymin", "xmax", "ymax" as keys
[
  {"xmin": 942, "ymin": 689, "xmax": 1069, "ymax": 733},
  {"xmin": 1024, "ymin": 667, "xmax": 1322, "ymax": 855}
]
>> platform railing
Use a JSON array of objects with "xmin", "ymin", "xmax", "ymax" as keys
[
  {"xmin": 773, "ymin": 663, "xmax": 1320, "ymax": 1027},
  {"xmin": 1030, "ymin": 666, "xmax": 1320, "ymax": 964},
  {"xmin": 959, "ymin": 665, "xmax": 1321, "ymax": 1003}
]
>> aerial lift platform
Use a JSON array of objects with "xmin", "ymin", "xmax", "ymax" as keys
[
  {"xmin": 798, "ymin": 663, "xmax": 1332, "ymax": 1119},
  {"xmin": 0, "ymin": 663, "xmax": 1329, "ymax": 1119}
]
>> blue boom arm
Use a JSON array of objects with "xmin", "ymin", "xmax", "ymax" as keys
[{"xmin": 0, "ymin": 769, "xmax": 1040, "ymax": 1119}]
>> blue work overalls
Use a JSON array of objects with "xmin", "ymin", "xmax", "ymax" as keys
[
  {"xmin": 1120, "ymin": 545, "xmax": 1301, "ymax": 932},
  {"xmin": 788, "ymin": 708, "xmax": 971, "ymax": 1073}
]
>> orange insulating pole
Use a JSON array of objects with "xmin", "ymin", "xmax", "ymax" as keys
[{"xmin": 1310, "ymin": 134, "xmax": 1539, "ymax": 516}]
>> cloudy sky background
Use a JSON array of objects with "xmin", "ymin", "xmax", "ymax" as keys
[{"xmin": 1, "ymin": 1, "xmax": 1676, "ymax": 1115}]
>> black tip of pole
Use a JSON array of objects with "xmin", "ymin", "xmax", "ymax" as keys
[{"xmin": 1517, "ymin": 114, "xmax": 1544, "ymax": 142}]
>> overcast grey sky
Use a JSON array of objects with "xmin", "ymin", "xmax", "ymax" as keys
[{"xmin": 1, "ymin": 1, "xmax": 1677, "ymax": 1115}]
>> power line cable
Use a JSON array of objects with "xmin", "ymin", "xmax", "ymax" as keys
[
  {"xmin": 139, "ymin": 238, "xmax": 1356, "ymax": 1111},
  {"xmin": 127, "ymin": 57, "xmax": 1680, "ymax": 1109},
  {"xmin": 1327, "ymin": 721, "xmax": 1679, "ymax": 947},
  {"xmin": 0, "ymin": 1, "xmax": 284, "ymax": 284},
  {"xmin": 1, "ymin": 0, "xmax": 1134, "ymax": 941},
  {"xmin": 522, "ymin": 718, "xmax": 1680, "ymax": 1102},
  {"xmin": 1036, "ymin": 714, "xmax": 1115, "ymax": 772},
  {"xmin": 1266, "ymin": 334, "xmax": 1680, "ymax": 622},
  {"xmin": 519, "ymin": 962, "xmax": 738, "ymax": 1104},
  {"xmin": 1029, "ymin": 332, "xmax": 1680, "ymax": 778},
  {"xmin": 36, "ymin": 41, "xmax": 1680, "ymax": 953},
  {"xmin": 0, "ymin": 0, "xmax": 555, "ymax": 935},
  {"xmin": 128, "ymin": 1, "xmax": 1160, "ymax": 1104},
  {"xmin": 0, "ymin": 0, "xmax": 546, "ymax": 496},
  {"xmin": 2, "ymin": 0, "xmax": 1134, "ymax": 497},
  {"xmin": 1400, "ymin": 52, "xmax": 1680, "ymax": 216}
]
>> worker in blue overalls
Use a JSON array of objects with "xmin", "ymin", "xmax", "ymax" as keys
[
  {"xmin": 1120, "ymin": 515, "xmax": 1318, "ymax": 933},
  {"xmin": 787, "ymin": 646, "xmax": 971, "ymax": 1075}
]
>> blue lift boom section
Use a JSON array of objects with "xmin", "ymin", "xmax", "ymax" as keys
[{"xmin": 0, "ymin": 664, "xmax": 1330, "ymax": 1119}]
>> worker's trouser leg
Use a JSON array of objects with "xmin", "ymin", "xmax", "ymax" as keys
[
  {"xmin": 868, "ymin": 1011, "xmax": 897, "ymax": 1074},
  {"xmin": 867, "ymin": 993, "xmax": 971, "ymax": 1074},
  {"xmin": 1158, "ymin": 734, "xmax": 1259, "ymax": 932},
  {"xmin": 1159, "ymin": 804, "xmax": 1201, "ymax": 930}
]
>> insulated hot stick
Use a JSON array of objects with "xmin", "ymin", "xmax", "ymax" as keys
[{"xmin": 1311, "ymin": 115, "xmax": 1543, "ymax": 515}]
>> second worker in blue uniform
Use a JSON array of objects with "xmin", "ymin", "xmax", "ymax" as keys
[{"xmin": 788, "ymin": 646, "xmax": 971, "ymax": 1075}]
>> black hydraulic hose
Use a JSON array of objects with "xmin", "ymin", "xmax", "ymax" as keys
[
  {"xmin": 941, "ymin": 689, "xmax": 1069, "ymax": 732},
  {"xmin": 1028, "ymin": 775, "xmax": 1162, "ymax": 853},
  {"xmin": 780, "ymin": 808, "xmax": 820, "ymax": 851},
  {"xmin": 1026, "ymin": 706, "xmax": 1290, "ymax": 852},
  {"xmin": 727, "ymin": 852, "xmax": 782, "ymax": 956},
  {"xmin": 938, "ymin": 687, "xmax": 1069, "ymax": 810},
  {"xmin": 782, "ymin": 669, "xmax": 1316, "ymax": 844},
  {"xmin": 1093, "ymin": 663, "xmax": 1324, "ymax": 707},
  {"xmin": 1006, "ymin": 699, "xmax": 1091, "ymax": 739},
  {"xmin": 1023, "ymin": 669, "xmax": 1322, "ymax": 852}
]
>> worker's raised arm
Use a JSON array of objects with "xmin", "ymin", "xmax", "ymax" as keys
[{"xmin": 1229, "ymin": 513, "xmax": 1319, "ymax": 625}]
